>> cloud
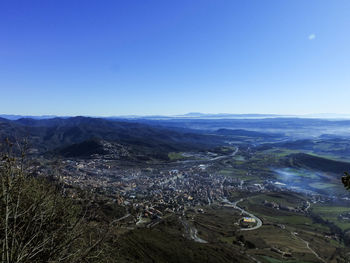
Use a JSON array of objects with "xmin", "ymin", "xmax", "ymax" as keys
[{"xmin": 308, "ymin": 34, "xmax": 316, "ymax": 40}]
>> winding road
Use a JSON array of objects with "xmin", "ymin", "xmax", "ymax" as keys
[
  {"xmin": 222, "ymin": 198, "xmax": 263, "ymax": 231},
  {"xmin": 209, "ymin": 146, "xmax": 239, "ymax": 161},
  {"xmin": 222, "ymin": 199, "xmax": 325, "ymax": 261}
]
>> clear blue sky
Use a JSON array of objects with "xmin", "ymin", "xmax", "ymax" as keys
[{"xmin": 1, "ymin": 0, "xmax": 349, "ymax": 116}]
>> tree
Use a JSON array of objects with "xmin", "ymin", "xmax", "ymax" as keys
[
  {"xmin": 0, "ymin": 140, "xmax": 110, "ymax": 263},
  {"xmin": 342, "ymin": 172, "xmax": 350, "ymax": 190}
]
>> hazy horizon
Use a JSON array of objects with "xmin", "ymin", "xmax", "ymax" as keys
[{"xmin": 2, "ymin": 112, "xmax": 350, "ymax": 120}]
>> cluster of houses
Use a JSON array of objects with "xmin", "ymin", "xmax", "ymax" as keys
[{"xmin": 27, "ymin": 155, "xmax": 333, "ymax": 231}]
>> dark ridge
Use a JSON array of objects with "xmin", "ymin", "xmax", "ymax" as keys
[
  {"xmin": 287, "ymin": 153, "xmax": 350, "ymax": 174},
  {"xmin": 0, "ymin": 117, "xmax": 10, "ymax": 123},
  {"xmin": 59, "ymin": 138, "xmax": 107, "ymax": 157}
]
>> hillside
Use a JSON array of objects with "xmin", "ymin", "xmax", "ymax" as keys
[
  {"xmin": 286, "ymin": 153, "xmax": 350, "ymax": 174},
  {"xmin": 58, "ymin": 138, "xmax": 130, "ymax": 159},
  {"xmin": 0, "ymin": 117, "xmax": 224, "ymax": 160}
]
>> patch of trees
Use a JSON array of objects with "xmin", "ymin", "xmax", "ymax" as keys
[
  {"xmin": 0, "ymin": 140, "xmax": 114, "ymax": 262},
  {"xmin": 310, "ymin": 213, "xmax": 346, "ymax": 244},
  {"xmin": 342, "ymin": 172, "xmax": 350, "ymax": 190}
]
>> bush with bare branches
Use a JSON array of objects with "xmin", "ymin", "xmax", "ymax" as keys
[{"xmin": 0, "ymin": 140, "xmax": 111, "ymax": 263}]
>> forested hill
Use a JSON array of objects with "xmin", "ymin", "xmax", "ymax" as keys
[
  {"xmin": 286, "ymin": 153, "xmax": 350, "ymax": 174},
  {"xmin": 0, "ymin": 117, "xmax": 223, "ymax": 160}
]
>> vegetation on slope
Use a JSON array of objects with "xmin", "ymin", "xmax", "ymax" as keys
[
  {"xmin": 0, "ymin": 142, "xmax": 110, "ymax": 262},
  {"xmin": 286, "ymin": 153, "xmax": 350, "ymax": 174}
]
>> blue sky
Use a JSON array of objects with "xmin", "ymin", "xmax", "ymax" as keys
[{"xmin": 1, "ymin": 0, "xmax": 349, "ymax": 116}]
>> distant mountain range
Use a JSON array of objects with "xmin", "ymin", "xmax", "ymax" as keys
[
  {"xmin": 172, "ymin": 113, "xmax": 281, "ymax": 119},
  {"xmin": 1, "ymin": 115, "xmax": 350, "ymax": 161},
  {"xmin": 2, "ymin": 113, "xmax": 350, "ymax": 120},
  {"xmin": 0, "ymin": 114, "xmax": 61, "ymax": 120}
]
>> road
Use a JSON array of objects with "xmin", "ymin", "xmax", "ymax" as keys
[
  {"xmin": 191, "ymin": 225, "xmax": 208, "ymax": 243},
  {"xmin": 180, "ymin": 216, "xmax": 208, "ymax": 244},
  {"xmin": 176, "ymin": 146, "xmax": 239, "ymax": 164},
  {"xmin": 222, "ymin": 198, "xmax": 263, "ymax": 231},
  {"xmin": 305, "ymin": 201, "xmax": 311, "ymax": 212},
  {"xmin": 290, "ymin": 231, "xmax": 326, "ymax": 263},
  {"xmin": 136, "ymin": 214, "xmax": 148, "ymax": 225},
  {"xmin": 222, "ymin": 199, "xmax": 324, "ymax": 261},
  {"xmin": 209, "ymin": 146, "xmax": 239, "ymax": 161},
  {"xmin": 111, "ymin": 213, "xmax": 131, "ymax": 224}
]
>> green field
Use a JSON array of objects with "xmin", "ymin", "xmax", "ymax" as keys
[
  {"xmin": 311, "ymin": 204, "xmax": 350, "ymax": 231},
  {"xmin": 309, "ymin": 182, "xmax": 338, "ymax": 189},
  {"xmin": 168, "ymin": 152, "xmax": 186, "ymax": 160},
  {"xmin": 246, "ymin": 193, "xmax": 306, "ymax": 207}
]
